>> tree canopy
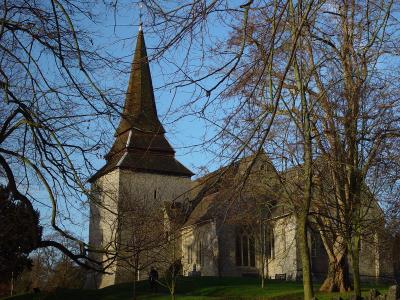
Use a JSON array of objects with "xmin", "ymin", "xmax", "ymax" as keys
[{"xmin": 0, "ymin": 186, "xmax": 42, "ymax": 283}]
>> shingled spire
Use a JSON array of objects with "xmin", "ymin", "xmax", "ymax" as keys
[
  {"xmin": 116, "ymin": 28, "xmax": 165, "ymax": 135},
  {"xmin": 90, "ymin": 27, "xmax": 193, "ymax": 181}
]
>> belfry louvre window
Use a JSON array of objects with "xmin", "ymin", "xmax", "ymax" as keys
[{"xmin": 236, "ymin": 234, "xmax": 256, "ymax": 267}]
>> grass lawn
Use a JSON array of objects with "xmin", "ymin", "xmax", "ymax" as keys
[{"xmin": 2, "ymin": 277, "xmax": 391, "ymax": 300}]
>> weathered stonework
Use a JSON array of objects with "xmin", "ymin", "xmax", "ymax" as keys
[
  {"xmin": 87, "ymin": 170, "xmax": 191, "ymax": 288},
  {"xmin": 87, "ymin": 155, "xmax": 397, "ymax": 288},
  {"xmin": 86, "ymin": 23, "xmax": 398, "ymax": 289},
  {"xmin": 267, "ymin": 215, "xmax": 298, "ymax": 280},
  {"xmin": 86, "ymin": 24, "xmax": 193, "ymax": 289},
  {"xmin": 119, "ymin": 170, "xmax": 191, "ymax": 206},
  {"xmin": 86, "ymin": 170, "xmax": 119, "ymax": 288},
  {"xmin": 181, "ymin": 221, "xmax": 219, "ymax": 276}
]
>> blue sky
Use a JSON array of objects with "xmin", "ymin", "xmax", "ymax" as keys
[
  {"xmin": 27, "ymin": 0, "xmax": 400, "ymax": 245},
  {"xmin": 35, "ymin": 2, "xmax": 242, "ymax": 241},
  {"xmin": 86, "ymin": 3, "xmax": 228, "ymax": 174}
]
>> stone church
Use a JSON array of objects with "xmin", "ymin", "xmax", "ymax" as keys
[{"xmin": 86, "ymin": 28, "xmax": 397, "ymax": 289}]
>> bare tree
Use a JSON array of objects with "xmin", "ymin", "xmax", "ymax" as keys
[
  {"xmin": 0, "ymin": 0, "xmax": 122, "ymax": 270},
  {"xmin": 5, "ymin": 1, "xmax": 397, "ymax": 298},
  {"xmin": 128, "ymin": 1, "xmax": 400, "ymax": 299},
  {"xmin": 301, "ymin": 1, "xmax": 400, "ymax": 297},
  {"xmin": 122, "ymin": 2, "xmax": 324, "ymax": 300},
  {"xmin": 118, "ymin": 190, "xmax": 166, "ymax": 299}
]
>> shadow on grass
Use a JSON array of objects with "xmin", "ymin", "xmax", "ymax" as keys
[{"xmin": 1, "ymin": 277, "xmax": 391, "ymax": 300}]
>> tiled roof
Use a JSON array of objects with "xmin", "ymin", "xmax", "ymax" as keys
[
  {"xmin": 182, "ymin": 152, "xmax": 278, "ymax": 226},
  {"xmin": 90, "ymin": 149, "xmax": 193, "ymax": 181},
  {"xmin": 183, "ymin": 193, "xmax": 219, "ymax": 227}
]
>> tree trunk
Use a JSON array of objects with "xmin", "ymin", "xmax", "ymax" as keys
[
  {"xmin": 319, "ymin": 254, "xmax": 350, "ymax": 292},
  {"xmin": 317, "ymin": 230, "xmax": 351, "ymax": 293},
  {"xmin": 261, "ymin": 274, "xmax": 265, "ymax": 289},
  {"xmin": 133, "ymin": 255, "xmax": 139, "ymax": 300},
  {"xmin": 290, "ymin": 3, "xmax": 315, "ymax": 299},
  {"xmin": 297, "ymin": 216, "xmax": 314, "ymax": 300},
  {"xmin": 260, "ymin": 219, "xmax": 266, "ymax": 289},
  {"xmin": 170, "ymin": 284, "xmax": 175, "ymax": 300},
  {"xmin": 350, "ymin": 233, "xmax": 362, "ymax": 299},
  {"xmin": 133, "ymin": 275, "xmax": 137, "ymax": 300},
  {"xmin": 10, "ymin": 271, "xmax": 14, "ymax": 296}
]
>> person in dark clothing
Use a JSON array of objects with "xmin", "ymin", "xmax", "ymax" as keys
[{"xmin": 149, "ymin": 266, "xmax": 159, "ymax": 292}]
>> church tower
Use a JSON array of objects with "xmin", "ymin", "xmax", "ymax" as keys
[{"xmin": 87, "ymin": 27, "xmax": 193, "ymax": 289}]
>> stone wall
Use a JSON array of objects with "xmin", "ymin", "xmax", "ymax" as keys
[
  {"xmin": 86, "ymin": 165, "xmax": 396, "ymax": 287},
  {"xmin": 181, "ymin": 220, "xmax": 219, "ymax": 276},
  {"xmin": 219, "ymin": 223, "xmax": 261, "ymax": 277},
  {"xmin": 87, "ymin": 169, "xmax": 192, "ymax": 288},
  {"xmin": 118, "ymin": 170, "xmax": 192, "ymax": 205},
  {"xmin": 267, "ymin": 215, "xmax": 298, "ymax": 280},
  {"xmin": 87, "ymin": 170, "xmax": 120, "ymax": 288},
  {"xmin": 217, "ymin": 224, "xmax": 243, "ymax": 277},
  {"xmin": 116, "ymin": 170, "xmax": 191, "ymax": 283},
  {"xmin": 357, "ymin": 231, "xmax": 395, "ymax": 282},
  {"xmin": 180, "ymin": 215, "xmax": 299, "ymax": 279}
]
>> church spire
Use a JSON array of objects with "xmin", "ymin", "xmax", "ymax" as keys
[
  {"xmin": 116, "ymin": 27, "xmax": 165, "ymax": 135},
  {"xmin": 89, "ymin": 27, "xmax": 193, "ymax": 181}
]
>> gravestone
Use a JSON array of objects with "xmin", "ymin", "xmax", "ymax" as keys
[
  {"xmin": 369, "ymin": 289, "xmax": 381, "ymax": 300},
  {"xmin": 387, "ymin": 285, "xmax": 400, "ymax": 300}
]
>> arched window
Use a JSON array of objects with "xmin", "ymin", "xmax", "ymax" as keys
[
  {"xmin": 242, "ymin": 235, "xmax": 249, "ymax": 266},
  {"xmin": 187, "ymin": 245, "xmax": 193, "ymax": 264},
  {"xmin": 249, "ymin": 237, "xmax": 256, "ymax": 267},
  {"xmin": 235, "ymin": 233, "xmax": 256, "ymax": 267},
  {"xmin": 268, "ymin": 229, "xmax": 275, "ymax": 259},
  {"xmin": 311, "ymin": 234, "xmax": 321, "ymax": 258},
  {"xmin": 196, "ymin": 241, "xmax": 203, "ymax": 266}
]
